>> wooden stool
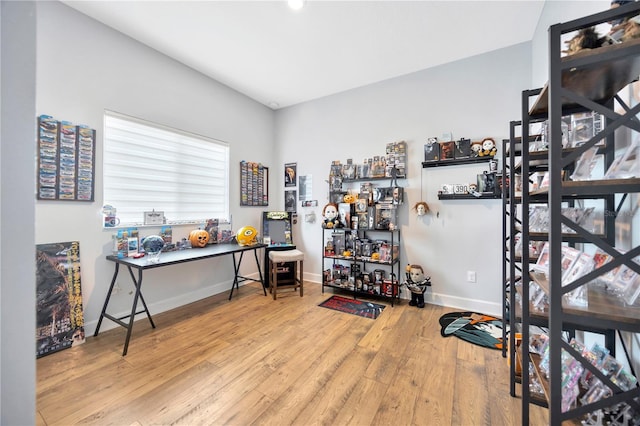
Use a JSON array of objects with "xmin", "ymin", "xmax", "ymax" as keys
[{"xmin": 268, "ymin": 249, "xmax": 304, "ymax": 300}]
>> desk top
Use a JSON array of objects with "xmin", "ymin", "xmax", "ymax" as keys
[{"xmin": 106, "ymin": 243, "xmax": 267, "ymax": 270}]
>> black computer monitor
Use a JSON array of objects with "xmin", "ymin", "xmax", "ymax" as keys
[{"xmin": 262, "ymin": 211, "xmax": 293, "ymax": 245}]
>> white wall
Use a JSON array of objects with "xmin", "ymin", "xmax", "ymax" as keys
[
  {"xmin": 35, "ymin": 1, "xmax": 276, "ymax": 334},
  {"xmin": 1, "ymin": 1, "xmax": 37, "ymax": 424},
  {"xmin": 274, "ymin": 43, "xmax": 532, "ymax": 316}
]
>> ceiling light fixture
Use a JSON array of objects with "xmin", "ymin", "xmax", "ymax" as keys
[{"xmin": 288, "ymin": 0, "xmax": 305, "ymax": 11}]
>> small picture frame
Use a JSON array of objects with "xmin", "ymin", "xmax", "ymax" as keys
[
  {"xmin": 477, "ymin": 172, "xmax": 497, "ymax": 194},
  {"xmin": 285, "ymin": 163, "xmax": 297, "ymax": 187},
  {"xmin": 424, "ymin": 137, "xmax": 439, "ymax": 162},
  {"xmin": 454, "ymin": 138, "xmax": 471, "ymax": 159},
  {"xmin": 439, "ymin": 141, "xmax": 455, "ymax": 160},
  {"xmin": 144, "ymin": 210, "xmax": 164, "ymax": 226}
]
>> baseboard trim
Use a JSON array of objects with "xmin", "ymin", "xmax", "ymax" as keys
[
  {"xmin": 304, "ymin": 273, "xmax": 502, "ymax": 318},
  {"xmin": 86, "ymin": 275, "xmax": 253, "ymax": 335}
]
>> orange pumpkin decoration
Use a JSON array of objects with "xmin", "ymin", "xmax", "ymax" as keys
[
  {"xmin": 189, "ymin": 229, "xmax": 210, "ymax": 248},
  {"xmin": 343, "ymin": 193, "xmax": 356, "ymax": 203},
  {"xmin": 371, "ymin": 252, "xmax": 381, "ymax": 261}
]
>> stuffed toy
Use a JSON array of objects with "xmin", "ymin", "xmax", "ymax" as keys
[
  {"xmin": 403, "ymin": 264, "xmax": 431, "ymax": 308},
  {"xmin": 470, "ymin": 141, "xmax": 483, "ymax": 157},
  {"xmin": 607, "ymin": 1, "xmax": 640, "ymax": 44},
  {"xmin": 563, "ymin": 27, "xmax": 605, "ymax": 55},
  {"xmin": 322, "ymin": 202, "xmax": 342, "ymax": 229},
  {"xmin": 478, "ymin": 138, "xmax": 497, "ymax": 157}
]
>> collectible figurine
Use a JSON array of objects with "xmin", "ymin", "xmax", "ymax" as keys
[
  {"xmin": 403, "ymin": 264, "xmax": 431, "ymax": 308},
  {"xmin": 608, "ymin": 0, "xmax": 640, "ymax": 43},
  {"xmin": 478, "ymin": 137, "xmax": 497, "ymax": 157},
  {"xmin": 322, "ymin": 202, "xmax": 342, "ymax": 229},
  {"xmin": 413, "ymin": 201, "xmax": 430, "ymax": 216},
  {"xmin": 470, "ymin": 140, "xmax": 483, "ymax": 157}
]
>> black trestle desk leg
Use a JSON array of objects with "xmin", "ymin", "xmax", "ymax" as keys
[
  {"xmin": 122, "ymin": 267, "xmax": 155, "ymax": 356},
  {"xmin": 126, "ymin": 266, "xmax": 156, "ymax": 329},
  {"xmin": 94, "ymin": 263, "xmax": 120, "ymax": 336},
  {"xmin": 254, "ymin": 248, "xmax": 266, "ymax": 296},
  {"xmin": 229, "ymin": 251, "xmax": 244, "ymax": 300}
]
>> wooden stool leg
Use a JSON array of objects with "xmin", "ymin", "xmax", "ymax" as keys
[
  {"xmin": 292, "ymin": 261, "xmax": 298, "ymax": 293},
  {"xmin": 270, "ymin": 260, "xmax": 276, "ymax": 300},
  {"xmin": 299, "ymin": 260, "xmax": 304, "ymax": 297}
]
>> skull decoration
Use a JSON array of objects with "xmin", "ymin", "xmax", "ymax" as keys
[{"xmin": 188, "ymin": 229, "xmax": 210, "ymax": 248}]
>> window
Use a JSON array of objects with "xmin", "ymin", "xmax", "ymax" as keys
[{"xmin": 103, "ymin": 111, "xmax": 229, "ymax": 226}]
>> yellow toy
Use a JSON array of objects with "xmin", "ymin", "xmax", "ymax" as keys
[{"xmin": 236, "ymin": 226, "xmax": 258, "ymax": 246}]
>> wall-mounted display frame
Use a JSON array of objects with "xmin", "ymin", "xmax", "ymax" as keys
[
  {"xmin": 37, "ymin": 115, "xmax": 96, "ymax": 201},
  {"xmin": 240, "ymin": 161, "xmax": 269, "ymax": 206},
  {"xmin": 285, "ymin": 162, "xmax": 297, "ymax": 187},
  {"xmin": 285, "ymin": 189, "xmax": 297, "ymax": 213}
]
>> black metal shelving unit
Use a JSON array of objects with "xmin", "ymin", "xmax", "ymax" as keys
[
  {"xmin": 510, "ymin": 3, "xmax": 640, "ymax": 424},
  {"xmin": 321, "ymin": 227, "xmax": 401, "ymax": 306}
]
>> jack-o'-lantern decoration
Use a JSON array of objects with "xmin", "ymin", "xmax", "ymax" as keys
[
  {"xmin": 236, "ymin": 226, "xmax": 258, "ymax": 246},
  {"xmin": 189, "ymin": 229, "xmax": 210, "ymax": 248},
  {"xmin": 343, "ymin": 193, "xmax": 356, "ymax": 204}
]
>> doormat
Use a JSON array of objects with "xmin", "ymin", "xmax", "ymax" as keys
[
  {"xmin": 318, "ymin": 295, "xmax": 385, "ymax": 319},
  {"xmin": 439, "ymin": 311, "xmax": 504, "ymax": 350}
]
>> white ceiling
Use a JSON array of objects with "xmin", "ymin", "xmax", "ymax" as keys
[{"xmin": 61, "ymin": 0, "xmax": 547, "ymax": 109}]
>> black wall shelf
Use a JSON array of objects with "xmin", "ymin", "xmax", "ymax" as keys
[
  {"xmin": 438, "ymin": 193, "xmax": 500, "ymax": 200},
  {"xmin": 422, "ymin": 155, "xmax": 494, "ymax": 168},
  {"xmin": 341, "ymin": 176, "xmax": 404, "ymax": 183}
]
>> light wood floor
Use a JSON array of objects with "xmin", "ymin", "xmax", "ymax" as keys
[{"xmin": 37, "ymin": 282, "xmax": 548, "ymax": 425}]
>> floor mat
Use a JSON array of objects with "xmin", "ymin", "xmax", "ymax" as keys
[
  {"xmin": 318, "ymin": 295, "xmax": 385, "ymax": 319},
  {"xmin": 439, "ymin": 311, "xmax": 504, "ymax": 350}
]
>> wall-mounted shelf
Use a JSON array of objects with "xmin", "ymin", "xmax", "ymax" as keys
[
  {"xmin": 341, "ymin": 176, "xmax": 403, "ymax": 183},
  {"xmin": 437, "ymin": 193, "xmax": 500, "ymax": 200},
  {"xmin": 422, "ymin": 155, "xmax": 494, "ymax": 168}
]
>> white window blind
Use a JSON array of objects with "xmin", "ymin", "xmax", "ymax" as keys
[{"xmin": 103, "ymin": 111, "xmax": 229, "ymax": 226}]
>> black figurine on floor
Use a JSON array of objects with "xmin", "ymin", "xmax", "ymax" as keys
[{"xmin": 404, "ymin": 264, "xmax": 431, "ymax": 308}]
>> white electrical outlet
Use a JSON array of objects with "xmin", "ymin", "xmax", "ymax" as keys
[{"xmin": 467, "ymin": 271, "xmax": 477, "ymax": 283}]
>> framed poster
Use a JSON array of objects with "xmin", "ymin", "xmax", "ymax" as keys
[
  {"xmin": 285, "ymin": 189, "xmax": 297, "ymax": 213},
  {"xmin": 240, "ymin": 161, "xmax": 269, "ymax": 206},
  {"xmin": 285, "ymin": 162, "xmax": 297, "ymax": 187},
  {"xmin": 36, "ymin": 241, "xmax": 85, "ymax": 358}
]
